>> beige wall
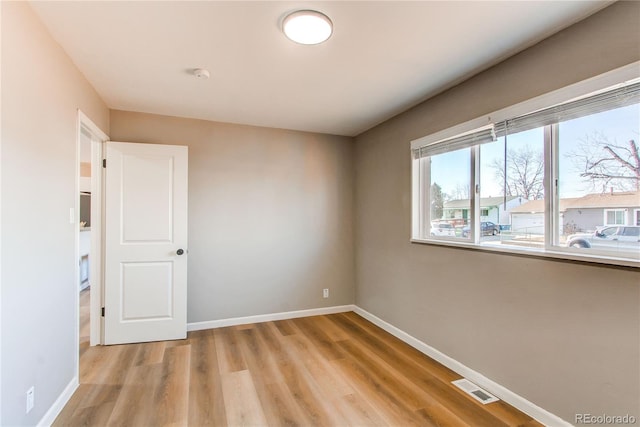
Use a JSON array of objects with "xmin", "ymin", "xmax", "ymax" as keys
[
  {"xmin": 110, "ymin": 110, "xmax": 355, "ymax": 323},
  {"xmin": 1, "ymin": 2, "xmax": 109, "ymax": 425},
  {"xmin": 354, "ymin": 1, "xmax": 640, "ymax": 423}
]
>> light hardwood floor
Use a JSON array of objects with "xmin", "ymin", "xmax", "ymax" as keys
[{"xmin": 58, "ymin": 292, "xmax": 541, "ymax": 426}]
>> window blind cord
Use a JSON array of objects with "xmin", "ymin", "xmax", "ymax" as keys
[{"xmin": 503, "ymin": 131, "xmax": 508, "ymax": 212}]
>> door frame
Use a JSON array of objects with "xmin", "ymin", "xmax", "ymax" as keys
[{"xmin": 75, "ymin": 110, "xmax": 109, "ymax": 353}]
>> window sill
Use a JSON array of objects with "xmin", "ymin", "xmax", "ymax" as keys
[{"xmin": 410, "ymin": 237, "xmax": 640, "ymax": 269}]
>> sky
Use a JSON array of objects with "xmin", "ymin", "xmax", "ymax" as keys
[{"xmin": 430, "ymin": 103, "xmax": 639, "ymax": 200}]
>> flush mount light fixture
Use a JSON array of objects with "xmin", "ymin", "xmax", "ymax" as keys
[{"xmin": 283, "ymin": 10, "xmax": 333, "ymax": 45}]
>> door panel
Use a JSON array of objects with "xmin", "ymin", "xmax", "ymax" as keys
[
  {"xmin": 121, "ymin": 262, "xmax": 173, "ymax": 320},
  {"xmin": 121, "ymin": 153, "xmax": 174, "ymax": 242},
  {"xmin": 104, "ymin": 142, "xmax": 188, "ymax": 345}
]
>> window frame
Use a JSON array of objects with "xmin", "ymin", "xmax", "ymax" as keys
[
  {"xmin": 604, "ymin": 209, "xmax": 626, "ymax": 226},
  {"xmin": 410, "ymin": 62, "xmax": 640, "ymax": 268}
]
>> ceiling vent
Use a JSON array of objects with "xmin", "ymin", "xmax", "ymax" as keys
[{"xmin": 452, "ymin": 379, "xmax": 500, "ymax": 404}]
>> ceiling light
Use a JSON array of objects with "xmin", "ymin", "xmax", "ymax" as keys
[{"xmin": 283, "ymin": 10, "xmax": 333, "ymax": 45}]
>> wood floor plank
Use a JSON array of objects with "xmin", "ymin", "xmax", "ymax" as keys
[
  {"xmin": 52, "ymin": 384, "xmax": 121, "ymax": 427},
  {"xmin": 133, "ymin": 340, "xmax": 166, "ymax": 366},
  {"xmin": 61, "ymin": 297, "xmax": 544, "ymax": 427},
  {"xmin": 283, "ymin": 331, "xmax": 354, "ymax": 398},
  {"xmin": 106, "ymin": 363, "xmax": 163, "ymax": 426},
  {"xmin": 67, "ymin": 399, "xmax": 117, "ymax": 427},
  {"xmin": 80, "ymin": 343, "xmax": 140, "ymax": 385},
  {"xmin": 79, "ymin": 289, "xmax": 91, "ymax": 360},
  {"xmin": 416, "ymin": 406, "xmax": 468, "ymax": 427},
  {"xmin": 151, "ymin": 344, "xmax": 191, "ymax": 426},
  {"xmin": 273, "ymin": 319, "xmax": 296, "ymax": 336},
  {"xmin": 260, "ymin": 380, "xmax": 310, "ymax": 427},
  {"xmin": 235, "ymin": 327, "xmax": 308, "ymax": 425},
  {"xmin": 291, "ymin": 316, "xmax": 345, "ymax": 361},
  {"xmin": 255, "ymin": 322, "xmax": 343, "ymax": 426},
  {"xmin": 311, "ymin": 314, "xmax": 351, "ymax": 342},
  {"xmin": 338, "ymin": 337, "xmax": 463, "ymax": 424},
  {"xmin": 187, "ymin": 329, "xmax": 228, "ymax": 426},
  {"xmin": 334, "ymin": 393, "xmax": 389, "ymax": 427},
  {"xmin": 221, "ymin": 370, "xmax": 268, "ymax": 426},
  {"xmin": 214, "ymin": 327, "xmax": 248, "ymax": 373},
  {"xmin": 340, "ymin": 340, "xmax": 468, "ymax": 426},
  {"xmin": 334, "ymin": 312, "xmax": 460, "ymax": 382},
  {"xmin": 332, "ymin": 356, "xmax": 426, "ymax": 427},
  {"xmin": 237, "ymin": 327, "xmax": 283, "ymax": 386}
]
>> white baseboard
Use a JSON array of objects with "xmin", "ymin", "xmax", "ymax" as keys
[
  {"xmin": 38, "ymin": 376, "xmax": 78, "ymax": 427},
  {"xmin": 352, "ymin": 306, "xmax": 571, "ymax": 427},
  {"xmin": 187, "ymin": 304, "xmax": 356, "ymax": 331}
]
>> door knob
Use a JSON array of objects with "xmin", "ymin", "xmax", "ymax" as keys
[{"xmin": 176, "ymin": 249, "xmax": 185, "ymax": 255}]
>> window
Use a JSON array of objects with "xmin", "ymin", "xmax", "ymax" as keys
[
  {"xmin": 604, "ymin": 209, "xmax": 626, "ymax": 226},
  {"xmin": 412, "ymin": 67, "xmax": 640, "ymax": 265},
  {"xmin": 623, "ymin": 226, "xmax": 640, "ymax": 238},
  {"xmin": 422, "ymin": 147, "xmax": 471, "ymax": 241}
]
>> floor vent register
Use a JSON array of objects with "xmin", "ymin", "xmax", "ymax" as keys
[{"xmin": 452, "ymin": 378, "xmax": 500, "ymax": 404}]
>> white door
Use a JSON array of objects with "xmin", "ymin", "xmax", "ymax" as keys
[{"xmin": 104, "ymin": 142, "xmax": 188, "ymax": 345}]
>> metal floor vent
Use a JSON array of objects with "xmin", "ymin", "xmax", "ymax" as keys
[{"xmin": 452, "ymin": 379, "xmax": 500, "ymax": 404}]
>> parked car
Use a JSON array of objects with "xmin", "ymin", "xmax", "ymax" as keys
[
  {"xmin": 430, "ymin": 222, "xmax": 456, "ymax": 237},
  {"xmin": 461, "ymin": 221, "xmax": 500, "ymax": 238},
  {"xmin": 566, "ymin": 225, "xmax": 640, "ymax": 251}
]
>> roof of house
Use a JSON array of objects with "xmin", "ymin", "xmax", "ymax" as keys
[
  {"xmin": 509, "ymin": 191, "xmax": 639, "ymax": 214},
  {"xmin": 443, "ymin": 196, "xmax": 522, "ymax": 209},
  {"xmin": 567, "ymin": 191, "xmax": 639, "ymax": 209},
  {"xmin": 509, "ymin": 199, "xmax": 577, "ymax": 213}
]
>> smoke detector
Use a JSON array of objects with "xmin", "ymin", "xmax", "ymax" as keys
[{"xmin": 193, "ymin": 68, "xmax": 210, "ymax": 79}]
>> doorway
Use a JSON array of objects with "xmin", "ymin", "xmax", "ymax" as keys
[
  {"xmin": 75, "ymin": 111, "xmax": 108, "ymax": 365},
  {"xmin": 78, "ymin": 126, "xmax": 92, "ymax": 356}
]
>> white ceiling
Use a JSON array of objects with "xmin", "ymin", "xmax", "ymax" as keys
[{"xmin": 30, "ymin": 1, "xmax": 611, "ymax": 137}]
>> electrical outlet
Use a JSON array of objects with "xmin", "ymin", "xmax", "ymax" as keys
[
  {"xmin": 323, "ymin": 288, "xmax": 329, "ymax": 298},
  {"xmin": 26, "ymin": 386, "xmax": 34, "ymax": 414}
]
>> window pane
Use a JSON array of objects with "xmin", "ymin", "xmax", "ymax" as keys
[
  {"xmin": 624, "ymin": 227, "xmax": 640, "ymax": 237},
  {"xmin": 557, "ymin": 103, "xmax": 640, "ymax": 258},
  {"xmin": 481, "ymin": 128, "xmax": 544, "ymax": 247},
  {"xmin": 604, "ymin": 210, "xmax": 625, "ymax": 225},
  {"xmin": 430, "ymin": 148, "xmax": 470, "ymax": 240},
  {"xmin": 606, "ymin": 211, "xmax": 615, "ymax": 224}
]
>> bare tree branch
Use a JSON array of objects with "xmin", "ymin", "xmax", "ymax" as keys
[
  {"xmin": 568, "ymin": 134, "xmax": 640, "ymax": 192},
  {"xmin": 603, "ymin": 145, "xmax": 638, "ymax": 174},
  {"xmin": 491, "ymin": 144, "xmax": 543, "ymax": 200}
]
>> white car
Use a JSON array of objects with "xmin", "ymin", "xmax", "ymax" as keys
[
  {"xmin": 566, "ymin": 225, "xmax": 640, "ymax": 252},
  {"xmin": 430, "ymin": 222, "xmax": 456, "ymax": 237}
]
